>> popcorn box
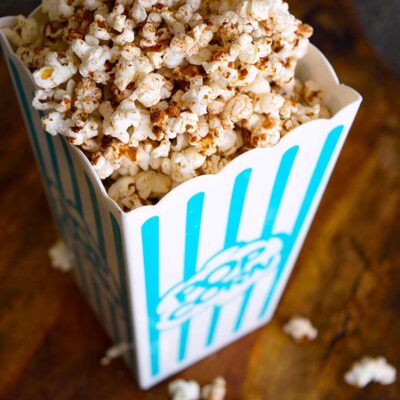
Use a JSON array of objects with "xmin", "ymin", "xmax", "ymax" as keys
[{"xmin": 0, "ymin": 14, "xmax": 361, "ymax": 389}]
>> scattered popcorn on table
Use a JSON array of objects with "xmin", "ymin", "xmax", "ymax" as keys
[
  {"xmin": 5, "ymin": 0, "xmax": 330, "ymax": 211},
  {"xmin": 168, "ymin": 377, "xmax": 227, "ymax": 400},
  {"xmin": 48, "ymin": 240, "xmax": 73, "ymax": 272},
  {"xmin": 344, "ymin": 357, "xmax": 397, "ymax": 388},
  {"xmin": 283, "ymin": 316, "xmax": 318, "ymax": 342},
  {"xmin": 100, "ymin": 342, "xmax": 132, "ymax": 366},
  {"xmin": 201, "ymin": 376, "xmax": 227, "ymax": 400},
  {"xmin": 168, "ymin": 379, "xmax": 201, "ymax": 400}
]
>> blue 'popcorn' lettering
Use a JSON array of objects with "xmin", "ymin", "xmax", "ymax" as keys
[{"xmin": 157, "ymin": 236, "xmax": 285, "ymax": 329}]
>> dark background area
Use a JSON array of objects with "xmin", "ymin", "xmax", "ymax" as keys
[{"xmin": 0, "ymin": 1, "xmax": 400, "ymax": 399}]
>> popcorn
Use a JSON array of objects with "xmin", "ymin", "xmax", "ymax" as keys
[
  {"xmin": 222, "ymin": 94, "xmax": 253, "ymax": 128},
  {"xmin": 168, "ymin": 379, "xmax": 200, "ymax": 400},
  {"xmin": 71, "ymin": 40, "xmax": 112, "ymax": 84},
  {"xmin": 134, "ymin": 73, "xmax": 166, "ymax": 107},
  {"xmin": 75, "ymin": 78, "xmax": 102, "ymax": 114},
  {"xmin": 136, "ymin": 141, "xmax": 154, "ymax": 170},
  {"xmin": 115, "ymin": 53, "xmax": 154, "ymax": 91},
  {"xmin": 109, "ymin": 176, "xmax": 145, "ymax": 210},
  {"xmin": 33, "ymin": 81, "xmax": 76, "ymax": 113},
  {"xmin": 113, "ymin": 19, "xmax": 136, "ymax": 46},
  {"xmin": 254, "ymin": 92, "xmax": 284, "ymax": 115},
  {"xmin": 283, "ymin": 316, "xmax": 318, "ymax": 342},
  {"xmin": 168, "ymin": 377, "xmax": 227, "ymax": 400},
  {"xmin": 89, "ymin": 15, "xmax": 112, "ymax": 41},
  {"xmin": 171, "ymin": 147, "xmax": 206, "ymax": 182},
  {"xmin": 134, "ymin": 171, "xmax": 171, "ymax": 199},
  {"xmin": 9, "ymin": 0, "xmax": 330, "ymax": 211},
  {"xmin": 103, "ymin": 96, "xmax": 142, "ymax": 143},
  {"xmin": 33, "ymin": 52, "xmax": 78, "ymax": 89},
  {"xmin": 2, "ymin": 16, "xmax": 39, "ymax": 47},
  {"xmin": 201, "ymin": 154, "xmax": 229, "ymax": 175},
  {"xmin": 130, "ymin": 3, "xmax": 147, "ymax": 23},
  {"xmin": 201, "ymin": 377, "xmax": 227, "ymax": 400},
  {"xmin": 92, "ymin": 154, "xmax": 117, "ymax": 180},
  {"xmin": 48, "ymin": 240, "xmax": 73, "ymax": 272},
  {"xmin": 215, "ymin": 129, "xmax": 243, "ymax": 155},
  {"xmin": 181, "ymin": 84, "xmax": 212, "ymax": 116},
  {"xmin": 42, "ymin": 111, "xmax": 75, "ymax": 136},
  {"xmin": 42, "ymin": 0, "xmax": 75, "ymax": 22},
  {"xmin": 163, "ymin": 48, "xmax": 186, "ymax": 68},
  {"xmin": 344, "ymin": 357, "xmax": 397, "ymax": 388},
  {"xmin": 152, "ymin": 139, "xmax": 171, "ymax": 158}
]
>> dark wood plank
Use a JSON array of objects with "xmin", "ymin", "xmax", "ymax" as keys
[{"xmin": 0, "ymin": 0, "xmax": 399, "ymax": 399}]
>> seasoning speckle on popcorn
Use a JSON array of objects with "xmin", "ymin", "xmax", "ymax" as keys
[{"xmin": 6, "ymin": 0, "xmax": 329, "ymax": 211}]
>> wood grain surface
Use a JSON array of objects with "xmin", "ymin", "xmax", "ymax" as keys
[{"xmin": 1, "ymin": 1, "xmax": 400, "ymax": 399}]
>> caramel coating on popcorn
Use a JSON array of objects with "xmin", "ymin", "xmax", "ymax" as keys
[{"xmin": 7, "ymin": 0, "xmax": 329, "ymax": 211}]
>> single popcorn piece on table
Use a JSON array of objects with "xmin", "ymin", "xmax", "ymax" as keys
[
  {"xmin": 48, "ymin": 240, "xmax": 73, "ymax": 272},
  {"xmin": 5, "ymin": 0, "xmax": 330, "ymax": 211},
  {"xmin": 283, "ymin": 316, "xmax": 318, "ymax": 342},
  {"xmin": 168, "ymin": 379, "xmax": 201, "ymax": 400},
  {"xmin": 201, "ymin": 377, "xmax": 227, "ymax": 400},
  {"xmin": 344, "ymin": 357, "xmax": 397, "ymax": 388}
]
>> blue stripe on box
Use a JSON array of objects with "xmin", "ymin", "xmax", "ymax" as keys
[
  {"xmin": 233, "ymin": 283, "xmax": 253, "ymax": 333},
  {"xmin": 8, "ymin": 61, "xmax": 85, "ymax": 281},
  {"xmin": 233, "ymin": 146, "xmax": 299, "ymax": 332},
  {"xmin": 83, "ymin": 174, "xmax": 116, "ymax": 334},
  {"xmin": 8, "ymin": 58, "xmax": 129, "ymax": 366},
  {"xmin": 206, "ymin": 169, "xmax": 252, "ymax": 347},
  {"xmin": 224, "ymin": 169, "xmax": 253, "ymax": 247},
  {"xmin": 92, "ymin": 275, "xmax": 106, "ymax": 323},
  {"xmin": 261, "ymin": 147, "xmax": 300, "ymax": 239},
  {"xmin": 258, "ymin": 125, "xmax": 344, "ymax": 319},
  {"xmin": 60, "ymin": 138, "xmax": 83, "ymax": 215},
  {"xmin": 142, "ymin": 216, "xmax": 161, "ymax": 376},
  {"xmin": 178, "ymin": 192, "xmax": 205, "ymax": 362},
  {"xmin": 111, "ymin": 214, "xmax": 136, "ymax": 369},
  {"xmin": 8, "ymin": 60, "xmax": 88, "ymax": 296},
  {"xmin": 8, "ymin": 59, "xmax": 47, "ymax": 178},
  {"xmin": 205, "ymin": 306, "xmax": 222, "ymax": 347},
  {"xmin": 291, "ymin": 127, "xmax": 343, "ymax": 238},
  {"xmin": 73, "ymin": 248, "xmax": 91, "ymax": 300},
  {"xmin": 8, "ymin": 59, "xmax": 70, "ymax": 243},
  {"xmin": 109, "ymin": 303, "xmax": 121, "ymax": 343},
  {"xmin": 85, "ymin": 174, "xmax": 107, "ymax": 259}
]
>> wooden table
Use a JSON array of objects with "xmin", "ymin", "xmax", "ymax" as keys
[{"xmin": 1, "ymin": 1, "xmax": 399, "ymax": 399}]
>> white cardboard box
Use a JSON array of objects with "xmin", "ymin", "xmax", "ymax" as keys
[{"xmin": 0, "ymin": 13, "xmax": 361, "ymax": 389}]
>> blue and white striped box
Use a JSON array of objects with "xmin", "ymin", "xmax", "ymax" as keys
[{"xmin": 1, "ymin": 13, "xmax": 361, "ymax": 389}]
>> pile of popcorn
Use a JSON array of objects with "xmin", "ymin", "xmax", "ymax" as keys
[{"xmin": 4, "ymin": 0, "xmax": 329, "ymax": 211}]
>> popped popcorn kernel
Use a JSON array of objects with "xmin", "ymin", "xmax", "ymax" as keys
[
  {"xmin": 201, "ymin": 376, "xmax": 227, "ymax": 400},
  {"xmin": 283, "ymin": 316, "xmax": 318, "ymax": 342},
  {"xmin": 168, "ymin": 379, "xmax": 200, "ymax": 400},
  {"xmin": 344, "ymin": 357, "xmax": 397, "ymax": 388},
  {"xmin": 3, "ymin": 15, "xmax": 39, "ymax": 47},
  {"xmin": 33, "ymin": 51, "xmax": 78, "ymax": 89},
  {"xmin": 48, "ymin": 240, "xmax": 73, "ymax": 272}
]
